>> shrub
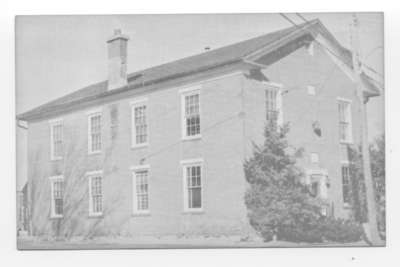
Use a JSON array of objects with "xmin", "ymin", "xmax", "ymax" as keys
[
  {"xmin": 278, "ymin": 224, "xmax": 323, "ymax": 243},
  {"xmin": 321, "ymin": 217, "xmax": 363, "ymax": 243},
  {"xmin": 276, "ymin": 217, "xmax": 363, "ymax": 243}
]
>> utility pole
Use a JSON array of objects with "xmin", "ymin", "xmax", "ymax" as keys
[{"xmin": 350, "ymin": 13, "xmax": 382, "ymax": 245}]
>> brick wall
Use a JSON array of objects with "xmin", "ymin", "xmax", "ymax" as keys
[
  {"xmin": 243, "ymin": 42, "xmax": 361, "ymax": 219},
  {"xmin": 27, "ymin": 71, "xmax": 253, "ymax": 238}
]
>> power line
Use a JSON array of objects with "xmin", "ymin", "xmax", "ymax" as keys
[
  {"xmin": 141, "ymin": 112, "xmax": 240, "ymax": 162},
  {"xmin": 279, "ymin": 13, "xmax": 348, "ymax": 68},
  {"xmin": 295, "ymin": 13, "xmax": 384, "ymax": 79}
]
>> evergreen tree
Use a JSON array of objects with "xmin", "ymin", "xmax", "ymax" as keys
[{"xmin": 244, "ymin": 122, "xmax": 323, "ymax": 242}]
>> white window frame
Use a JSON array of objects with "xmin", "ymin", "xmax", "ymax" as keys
[
  {"xmin": 49, "ymin": 119, "xmax": 63, "ymax": 161},
  {"xmin": 305, "ymin": 169, "xmax": 328, "ymax": 199},
  {"xmin": 263, "ymin": 82, "xmax": 283, "ymax": 127},
  {"xmin": 337, "ymin": 97, "xmax": 353, "ymax": 144},
  {"xmin": 307, "ymin": 85, "xmax": 316, "ymax": 95},
  {"xmin": 130, "ymin": 98, "xmax": 149, "ymax": 148},
  {"xmin": 181, "ymin": 158, "xmax": 204, "ymax": 213},
  {"xmin": 340, "ymin": 144, "xmax": 350, "ymax": 165},
  {"xmin": 49, "ymin": 175, "xmax": 64, "ymax": 218},
  {"xmin": 131, "ymin": 165, "xmax": 150, "ymax": 215},
  {"xmin": 180, "ymin": 86, "xmax": 201, "ymax": 140},
  {"xmin": 87, "ymin": 109, "xmax": 102, "ymax": 155},
  {"xmin": 310, "ymin": 152, "xmax": 320, "ymax": 164},
  {"xmin": 87, "ymin": 170, "xmax": 103, "ymax": 217}
]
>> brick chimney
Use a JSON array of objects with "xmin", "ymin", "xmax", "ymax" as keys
[{"xmin": 107, "ymin": 29, "xmax": 129, "ymax": 90}]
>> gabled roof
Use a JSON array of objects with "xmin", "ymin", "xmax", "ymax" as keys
[{"xmin": 17, "ymin": 19, "xmax": 381, "ymax": 121}]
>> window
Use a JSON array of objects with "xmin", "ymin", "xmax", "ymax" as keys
[
  {"xmin": 340, "ymin": 144, "xmax": 350, "ymax": 163},
  {"xmin": 306, "ymin": 170, "xmax": 330, "ymax": 216},
  {"xmin": 88, "ymin": 172, "xmax": 103, "ymax": 216},
  {"xmin": 307, "ymin": 85, "xmax": 316, "ymax": 95},
  {"xmin": 341, "ymin": 164, "xmax": 351, "ymax": 205},
  {"xmin": 338, "ymin": 99, "xmax": 352, "ymax": 143},
  {"xmin": 305, "ymin": 170, "xmax": 328, "ymax": 199},
  {"xmin": 50, "ymin": 176, "xmax": 64, "ymax": 218},
  {"xmin": 131, "ymin": 99, "xmax": 148, "ymax": 147},
  {"xmin": 88, "ymin": 112, "xmax": 102, "ymax": 154},
  {"xmin": 50, "ymin": 120, "xmax": 63, "ymax": 160},
  {"xmin": 310, "ymin": 180, "xmax": 320, "ymax": 197},
  {"xmin": 310, "ymin": 153, "xmax": 319, "ymax": 164},
  {"xmin": 265, "ymin": 84, "xmax": 282, "ymax": 126},
  {"xmin": 131, "ymin": 165, "xmax": 150, "ymax": 214},
  {"xmin": 181, "ymin": 88, "xmax": 201, "ymax": 139},
  {"xmin": 181, "ymin": 159, "xmax": 203, "ymax": 212},
  {"xmin": 265, "ymin": 89, "xmax": 278, "ymax": 122}
]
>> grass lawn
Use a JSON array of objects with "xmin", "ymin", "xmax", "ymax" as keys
[{"xmin": 17, "ymin": 236, "xmax": 370, "ymax": 250}]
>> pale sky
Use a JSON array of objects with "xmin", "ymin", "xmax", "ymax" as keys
[{"xmin": 15, "ymin": 13, "xmax": 384, "ymax": 189}]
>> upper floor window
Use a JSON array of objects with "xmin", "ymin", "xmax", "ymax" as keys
[
  {"xmin": 181, "ymin": 87, "xmax": 201, "ymax": 139},
  {"xmin": 88, "ymin": 171, "xmax": 103, "ymax": 216},
  {"xmin": 265, "ymin": 84, "xmax": 283, "ymax": 126},
  {"xmin": 338, "ymin": 99, "xmax": 352, "ymax": 143},
  {"xmin": 50, "ymin": 176, "xmax": 64, "ymax": 218},
  {"xmin": 88, "ymin": 112, "xmax": 102, "ymax": 154},
  {"xmin": 50, "ymin": 120, "xmax": 63, "ymax": 160},
  {"xmin": 340, "ymin": 144, "xmax": 350, "ymax": 164},
  {"xmin": 181, "ymin": 159, "xmax": 203, "ymax": 212},
  {"xmin": 131, "ymin": 165, "xmax": 150, "ymax": 214},
  {"xmin": 131, "ymin": 98, "xmax": 148, "ymax": 147}
]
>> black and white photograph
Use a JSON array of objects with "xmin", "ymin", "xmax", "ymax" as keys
[{"xmin": 14, "ymin": 12, "xmax": 385, "ymax": 250}]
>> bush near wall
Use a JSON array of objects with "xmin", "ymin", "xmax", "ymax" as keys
[{"xmin": 244, "ymin": 122, "xmax": 364, "ymax": 244}]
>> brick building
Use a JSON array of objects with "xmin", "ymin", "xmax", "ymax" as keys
[{"xmin": 18, "ymin": 20, "xmax": 380, "ymax": 239}]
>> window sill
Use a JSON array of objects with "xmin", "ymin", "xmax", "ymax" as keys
[
  {"xmin": 88, "ymin": 213, "xmax": 103, "ymax": 218},
  {"xmin": 182, "ymin": 135, "xmax": 202, "ymax": 141},
  {"xmin": 131, "ymin": 143, "xmax": 149, "ymax": 150},
  {"xmin": 182, "ymin": 209, "xmax": 204, "ymax": 215},
  {"xmin": 132, "ymin": 211, "xmax": 151, "ymax": 217},
  {"xmin": 343, "ymin": 203, "xmax": 352, "ymax": 209},
  {"xmin": 50, "ymin": 215, "xmax": 63, "ymax": 220},
  {"xmin": 50, "ymin": 157, "xmax": 63, "ymax": 162},
  {"xmin": 88, "ymin": 150, "xmax": 102, "ymax": 156},
  {"xmin": 339, "ymin": 140, "xmax": 353, "ymax": 145}
]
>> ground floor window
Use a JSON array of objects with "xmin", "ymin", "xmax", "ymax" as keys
[
  {"xmin": 132, "ymin": 167, "xmax": 150, "ymax": 214},
  {"xmin": 88, "ymin": 172, "xmax": 103, "ymax": 216},
  {"xmin": 341, "ymin": 164, "xmax": 351, "ymax": 205},
  {"xmin": 181, "ymin": 159, "xmax": 203, "ymax": 212},
  {"xmin": 50, "ymin": 176, "xmax": 64, "ymax": 218}
]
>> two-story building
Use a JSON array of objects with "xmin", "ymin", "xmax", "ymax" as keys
[{"xmin": 17, "ymin": 19, "xmax": 380, "ymax": 240}]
